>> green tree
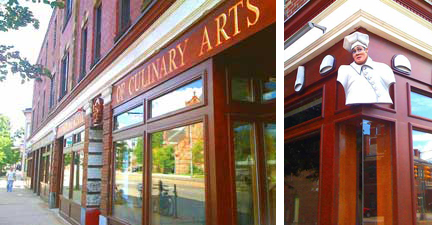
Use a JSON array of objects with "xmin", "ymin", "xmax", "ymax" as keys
[
  {"xmin": 0, "ymin": 0, "xmax": 64, "ymax": 82},
  {"xmin": 191, "ymin": 140, "xmax": 204, "ymax": 175},
  {"xmin": 0, "ymin": 115, "xmax": 20, "ymax": 173}
]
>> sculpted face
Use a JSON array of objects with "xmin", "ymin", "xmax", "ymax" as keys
[{"xmin": 351, "ymin": 46, "xmax": 368, "ymax": 65}]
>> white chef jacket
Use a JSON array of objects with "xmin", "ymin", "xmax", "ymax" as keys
[{"xmin": 337, "ymin": 57, "xmax": 395, "ymax": 105}]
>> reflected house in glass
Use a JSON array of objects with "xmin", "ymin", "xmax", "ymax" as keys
[
  {"xmin": 285, "ymin": 0, "xmax": 432, "ymax": 224},
  {"xmin": 25, "ymin": 0, "xmax": 276, "ymax": 225}
]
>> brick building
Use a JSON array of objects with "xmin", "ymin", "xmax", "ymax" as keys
[
  {"xmin": 26, "ymin": 0, "xmax": 275, "ymax": 225},
  {"xmin": 285, "ymin": 0, "xmax": 432, "ymax": 224}
]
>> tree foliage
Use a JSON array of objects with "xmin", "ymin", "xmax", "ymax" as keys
[
  {"xmin": 0, "ymin": 114, "xmax": 21, "ymax": 173},
  {"xmin": 0, "ymin": 0, "xmax": 64, "ymax": 82}
]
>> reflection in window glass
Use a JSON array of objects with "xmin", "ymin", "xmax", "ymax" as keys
[
  {"xmin": 262, "ymin": 77, "xmax": 276, "ymax": 101},
  {"xmin": 64, "ymin": 136, "xmax": 73, "ymax": 148},
  {"xmin": 232, "ymin": 78, "xmax": 253, "ymax": 102},
  {"xmin": 113, "ymin": 137, "xmax": 143, "ymax": 225},
  {"xmin": 151, "ymin": 123, "xmax": 205, "ymax": 225},
  {"xmin": 233, "ymin": 122, "xmax": 258, "ymax": 225},
  {"xmin": 411, "ymin": 91, "xmax": 432, "ymax": 120},
  {"xmin": 285, "ymin": 94, "xmax": 322, "ymax": 129},
  {"xmin": 285, "ymin": 134, "xmax": 320, "ymax": 224},
  {"xmin": 338, "ymin": 120, "xmax": 393, "ymax": 224},
  {"xmin": 413, "ymin": 130, "xmax": 432, "ymax": 224},
  {"xmin": 62, "ymin": 153, "xmax": 72, "ymax": 198},
  {"xmin": 264, "ymin": 123, "xmax": 276, "ymax": 225},
  {"xmin": 72, "ymin": 151, "xmax": 84, "ymax": 204},
  {"xmin": 151, "ymin": 79, "xmax": 203, "ymax": 118},
  {"xmin": 114, "ymin": 105, "xmax": 144, "ymax": 130},
  {"xmin": 74, "ymin": 131, "xmax": 84, "ymax": 143}
]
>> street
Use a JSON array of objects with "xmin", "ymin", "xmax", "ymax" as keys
[{"xmin": 0, "ymin": 177, "xmax": 69, "ymax": 225}]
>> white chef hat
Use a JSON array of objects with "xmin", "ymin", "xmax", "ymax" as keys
[{"xmin": 343, "ymin": 32, "xmax": 369, "ymax": 52}]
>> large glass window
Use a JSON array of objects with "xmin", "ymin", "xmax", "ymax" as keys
[
  {"xmin": 413, "ymin": 129, "xmax": 432, "ymax": 223},
  {"xmin": 232, "ymin": 78, "xmax": 254, "ymax": 102},
  {"xmin": 72, "ymin": 150, "xmax": 84, "ymax": 204},
  {"xmin": 151, "ymin": 122, "xmax": 205, "ymax": 225},
  {"xmin": 285, "ymin": 133, "xmax": 320, "ymax": 224},
  {"xmin": 338, "ymin": 119, "xmax": 393, "ymax": 224},
  {"xmin": 411, "ymin": 90, "xmax": 432, "ymax": 120},
  {"xmin": 114, "ymin": 105, "xmax": 144, "ymax": 130},
  {"xmin": 151, "ymin": 79, "xmax": 203, "ymax": 118},
  {"xmin": 233, "ymin": 122, "xmax": 258, "ymax": 225},
  {"xmin": 262, "ymin": 77, "xmax": 276, "ymax": 101},
  {"xmin": 113, "ymin": 137, "xmax": 144, "ymax": 225},
  {"xmin": 285, "ymin": 92, "xmax": 322, "ymax": 129},
  {"xmin": 264, "ymin": 123, "xmax": 276, "ymax": 225},
  {"xmin": 62, "ymin": 153, "xmax": 72, "ymax": 198}
]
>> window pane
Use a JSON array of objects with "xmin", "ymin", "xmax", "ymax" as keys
[
  {"xmin": 62, "ymin": 153, "xmax": 72, "ymax": 198},
  {"xmin": 262, "ymin": 77, "xmax": 276, "ymax": 101},
  {"xmin": 114, "ymin": 105, "xmax": 143, "ymax": 130},
  {"xmin": 151, "ymin": 79, "xmax": 203, "ymax": 118},
  {"xmin": 233, "ymin": 122, "xmax": 258, "ymax": 225},
  {"xmin": 72, "ymin": 151, "xmax": 84, "ymax": 204},
  {"xmin": 337, "ymin": 120, "xmax": 393, "ymax": 224},
  {"xmin": 151, "ymin": 123, "xmax": 205, "ymax": 225},
  {"xmin": 113, "ymin": 137, "xmax": 143, "ymax": 225},
  {"xmin": 285, "ymin": 93, "xmax": 322, "ymax": 129},
  {"xmin": 232, "ymin": 78, "xmax": 253, "ymax": 102},
  {"xmin": 411, "ymin": 91, "xmax": 432, "ymax": 120},
  {"xmin": 65, "ymin": 136, "xmax": 73, "ymax": 148},
  {"xmin": 264, "ymin": 123, "xmax": 276, "ymax": 225},
  {"xmin": 285, "ymin": 133, "xmax": 320, "ymax": 224},
  {"xmin": 413, "ymin": 130, "xmax": 432, "ymax": 223}
]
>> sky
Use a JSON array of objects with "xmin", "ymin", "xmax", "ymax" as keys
[{"xmin": 0, "ymin": 1, "xmax": 53, "ymax": 134}]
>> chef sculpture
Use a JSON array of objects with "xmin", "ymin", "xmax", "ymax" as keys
[{"xmin": 337, "ymin": 32, "xmax": 395, "ymax": 105}]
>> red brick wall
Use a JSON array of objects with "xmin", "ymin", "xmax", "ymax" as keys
[
  {"xmin": 31, "ymin": 0, "xmax": 155, "ymax": 136},
  {"xmin": 285, "ymin": 0, "xmax": 309, "ymax": 20},
  {"xmin": 100, "ymin": 102, "xmax": 112, "ymax": 216}
]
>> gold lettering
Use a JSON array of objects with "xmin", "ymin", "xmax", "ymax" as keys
[
  {"xmin": 169, "ymin": 48, "xmax": 177, "ymax": 73},
  {"xmin": 215, "ymin": 13, "xmax": 231, "ymax": 46},
  {"xmin": 134, "ymin": 73, "xmax": 140, "ymax": 92},
  {"xmin": 199, "ymin": 26, "xmax": 213, "ymax": 56},
  {"xmin": 120, "ymin": 83, "xmax": 126, "ymax": 101},
  {"xmin": 128, "ymin": 77, "xmax": 134, "ymax": 95},
  {"xmin": 152, "ymin": 59, "xmax": 160, "ymax": 82},
  {"xmin": 160, "ymin": 56, "xmax": 167, "ymax": 77},
  {"xmin": 140, "ymin": 69, "xmax": 147, "ymax": 88},
  {"xmin": 246, "ymin": 0, "xmax": 260, "ymax": 27},
  {"xmin": 229, "ymin": 1, "xmax": 243, "ymax": 36},
  {"xmin": 176, "ymin": 38, "xmax": 188, "ymax": 67}
]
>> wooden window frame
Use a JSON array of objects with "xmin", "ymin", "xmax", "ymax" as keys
[
  {"xmin": 59, "ymin": 53, "xmax": 69, "ymax": 101},
  {"xmin": 79, "ymin": 26, "xmax": 88, "ymax": 82},
  {"xmin": 92, "ymin": 4, "xmax": 102, "ymax": 66},
  {"xmin": 109, "ymin": 61, "xmax": 212, "ymax": 225},
  {"xmin": 408, "ymin": 83, "xmax": 432, "ymax": 123}
]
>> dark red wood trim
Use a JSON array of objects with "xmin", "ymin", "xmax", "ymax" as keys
[{"xmin": 394, "ymin": 0, "xmax": 432, "ymax": 23}]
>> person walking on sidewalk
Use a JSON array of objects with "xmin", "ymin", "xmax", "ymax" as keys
[{"xmin": 6, "ymin": 167, "xmax": 16, "ymax": 192}]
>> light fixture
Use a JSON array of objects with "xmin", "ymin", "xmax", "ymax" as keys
[
  {"xmin": 294, "ymin": 66, "xmax": 305, "ymax": 92},
  {"xmin": 392, "ymin": 54, "xmax": 411, "ymax": 75},
  {"xmin": 285, "ymin": 22, "xmax": 327, "ymax": 49},
  {"xmin": 319, "ymin": 55, "xmax": 335, "ymax": 75}
]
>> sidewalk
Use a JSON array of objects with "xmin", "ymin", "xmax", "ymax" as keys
[{"xmin": 0, "ymin": 177, "xmax": 69, "ymax": 225}]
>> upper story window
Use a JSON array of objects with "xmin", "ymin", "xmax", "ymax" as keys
[
  {"xmin": 93, "ymin": 4, "xmax": 102, "ymax": 64},
  {"xmin": 53, "ymin": 18, "xmax": 57, "ymax": 48},
  {"xmin": 64, "ymin": 0, "xmax": 73, "ymax": 27},
  {"xmin": 60, "ymin": 53, "xmax": 69, "ymax": 101},
  {"xmin": 79, "ymin": 27, "xmax": 88, "ymax": 82},
  {"xmin": 118, "ymin": 0, "xmax": 130, "ymax": 35},
  {"xmin": 411, "ymin": 89, "xmax": 432, "ymax": 121},
  {"xmin": 49, "ymin": 75, "xmax": 55, "ymax": 109}
]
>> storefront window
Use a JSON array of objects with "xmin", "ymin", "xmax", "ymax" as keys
[
  {"xmin": 74, "ymin": 131, "xmax": 84, "ymax": 143},
  {"xmin": 64, "ymin": 136, "xmax": 73, "ymax": 148},
  {"xmin": 412, "ymin": 129, "xmax": 432, "ymax": 223},
  {"xmin": 285, "ymin": 133, "xmax": 320, "ymax": 224},
  {"xmin": 232, "ymin": 78, "xmax": 254, "ymax": 102},
  {"xmin": 114, "ymin": 105, "xmax": 144, "ymax": 130},
  {"xmin": 264, "ymin": 123, "xmax": 276, "ymax": 225},
  {"xmin": 113, "ymin": 137, "xmax": 144, "ymax": 225},
  {"xmin": 62, "ymin": 153, "xmax": 72, "ymax": 197},
  {"xmin": 151, "ymin": 79, "xmax": 203, "ymax": 118},
  {"xmin": 411, "ymin": 91, "xmax": 432, "ymax": 120},
  {"xmin": 285, "ymin": 91, "xmax": 322, "ymax": 129},
  {"xmin": 151, "ymin": 122, "xmax": 205, "ymax": 225},
  {"xmin": 338, "ymin": 119, "xmax": 393, "ymax": 224},
  {"xmin": 233, "ymin": 122, "xmax": 258, "ymax": 225},
  {"xmin": 262, "ymin": 77, "xmax": 276, "ymax": 101},
  {"xmin": 72, "ymin": 150, "xmax": 84, "ymax": 204}
]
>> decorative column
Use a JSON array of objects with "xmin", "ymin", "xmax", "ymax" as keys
[
  {"xmin": 99, "ymin": 87, "xmax": 112, "ymax": 225},
  {"xmin": 49, "ymin": 128, "xmax": 61, "ymax": 209}
]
